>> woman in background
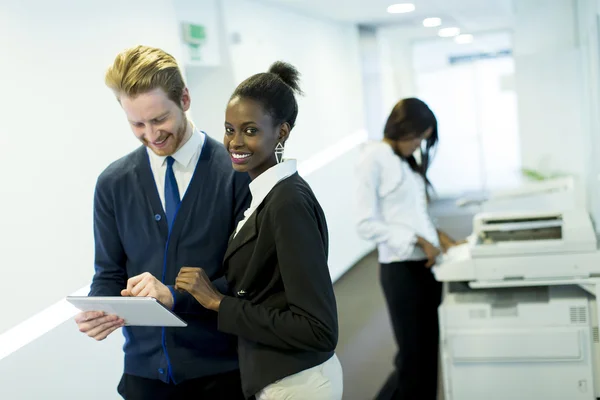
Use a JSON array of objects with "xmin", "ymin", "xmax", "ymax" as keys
[
  {"xmin": 356, "ymin": 98, "xmax": 462, "ymax": 400},
  {"xmin": 175, "ymin": 61, "xmax": 343, "ymax": 400}
]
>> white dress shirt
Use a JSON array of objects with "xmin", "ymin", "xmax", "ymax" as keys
[
  {"xmin": 355, "ymin": 141, "xmax": 439, "ymax": 264},
  {"xmin": 234, "ymin": 159, "xmax": 298, "ymax": 237},
  {"xmin": 147, "ymin": 126, "xmax": 206, "ymax": 210}
]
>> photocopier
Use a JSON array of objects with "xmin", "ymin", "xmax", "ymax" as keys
[{"xmin": 434, "ymin": 178, "xmax": 600, "ymax": 400}]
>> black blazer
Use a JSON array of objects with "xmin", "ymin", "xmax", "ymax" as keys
[{"xmin": 217, "ymin": 172, "xmax": 338, "ymax": 398}]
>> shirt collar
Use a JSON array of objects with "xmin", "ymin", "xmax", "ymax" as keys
[
  {"xmin": 147, "ymin": 126, "xmax": 205, "ymax": 167},
  {"xmin": 249, "ymin": 159, "xmax": 298, "ymax": 207}
]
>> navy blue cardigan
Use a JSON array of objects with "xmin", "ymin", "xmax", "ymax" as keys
[{"xmin": 89, "ymin": 135, "xmax": 251, "ymax": 384}]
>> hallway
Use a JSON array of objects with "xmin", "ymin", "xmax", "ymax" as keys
[
  {"xmin": 335, "ymin": 251, "xmax": 394, "ymax": 399},
  {"xmin": 335, "ymin": 198, "xmax": 471, "ymax": 399},
  {"xmin": 335, "ymin": 251, "xmax": 446, "ymax": 400}
]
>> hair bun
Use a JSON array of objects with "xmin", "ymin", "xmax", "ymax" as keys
[{"xmin": 268, "ymin": 61, "xmax": 303, "ymax": 95}]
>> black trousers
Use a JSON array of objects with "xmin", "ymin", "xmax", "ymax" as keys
[
  {"xmin": 117, "ymin": 369, "xmax": 246, "ymax": 400},
  {"xmin": 376, "ymin": 260, "xmax": 443, "ymax": 400}
]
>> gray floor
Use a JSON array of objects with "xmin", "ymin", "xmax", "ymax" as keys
[
  {"xmin": 334, "ymin": 251, "xmax": 394, "ymax": 400},
  {"xmin": 334, "ymin": 197, "xmax": 471, "ymax": 400},
  {"xmin": 334, "ymin": 251, "xmax": 446, "ymax": 400}
]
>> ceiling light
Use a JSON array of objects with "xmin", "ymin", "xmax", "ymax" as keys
[
  {"xmin": 454, "ymin": 34, "xmax": 474, "ymax": 44},
  {"xmin": 423, "ymin": 17, "xmax": 442, "ymax": 27},
  {"xmin": 387, "ymin": 3, "xmax": 416, "ymax": 14},
  {"xmin": 438, "ymin": 27, "xmax": 460, "ymax": 37}
]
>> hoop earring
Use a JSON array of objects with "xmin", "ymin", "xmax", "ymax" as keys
[{"xmin": 275, "ymin": 142, "xmax": 285, "ymax": 164}]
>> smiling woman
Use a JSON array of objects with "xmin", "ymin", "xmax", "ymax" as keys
[
  {"xmin": 223, "ymin": 61, "xmax": 303, "ymax": 179},
  {"xmin": 174, "ymin": 61, "xmax": 344, "ymax": 400}
]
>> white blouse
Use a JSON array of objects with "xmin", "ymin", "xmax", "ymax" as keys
[
  {"xmin": 355, "ymin": 141, "xmax": 439, "ymax": 264},
  {"xmin": 234, "ymin": 159, "xmax": 298, "ymax": 237}
]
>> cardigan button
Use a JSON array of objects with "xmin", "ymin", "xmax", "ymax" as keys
[{"xmin": 237, "ymin": 290, "xmax": 246, "ymax": 297}]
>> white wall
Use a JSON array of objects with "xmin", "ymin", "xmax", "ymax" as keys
[
  {"xmin": 412, "ymin": 32, "xmax": 522, "ymax": 196},
  {"xmin": 0, "ymin": 318, "xmax": 125, "ymax": 400},
  {"xmin": 377, "ymin": 26, "xmax": 419, "ymax": 103},
  {"xmin": 0, "ymin": 0, "xmax": 181, "ymax": 398},
  {"xmin": 182, "ymin": 0, "xmax": 238, "ymax": 140},
  {"xmin": 576, "ymin": 0, "xmax": 600, "ymax": 226},
  {"xmin": 375, "ymin": 27, "xmax": 522, "ymax": 197},
  {"xmin": 173, "ymin": 0, "xmax": 222, "ymax": 67},
  {"xmin": 513, "ymin": 0, "xmax": 588, "ymax": 197},
  {"xmin": 379, "ymin": 1, "xmax": 598, "ymax": 204},
  {"xmin": 358, "ymin": 26, "xmax": 387, "ymax": 140},
  {"xmin": 222, "ymin": 0, "xmax": 365, "ymax": 157},
  {"xmin": 0, "ymin": 0, "xmax": 371, "ymax": 398},
  {"xmin": 0, "ymin": 0, "xmax": 182, "ymax": 335}
]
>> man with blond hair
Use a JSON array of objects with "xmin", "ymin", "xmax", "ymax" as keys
[{"xmin": 74, "ymin": 45, "xmax": 250, "ymax": 399}]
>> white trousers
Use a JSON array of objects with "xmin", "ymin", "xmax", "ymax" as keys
[{"xmin": 256, "ymin": 354, "xmax": 343, "ymax": 400}]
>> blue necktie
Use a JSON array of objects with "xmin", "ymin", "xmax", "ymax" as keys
[{"xmin": 164, "ymin": 156, "xmax": 181, "ymax": 230}]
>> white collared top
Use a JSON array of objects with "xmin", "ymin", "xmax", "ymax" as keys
[
  {"xmin": 355, "ymin": 141, "xmax": 439, "ymax": 263},
  {"xmin": 235, "ymin": 159, "xmax": 298, "ymax": 237}
]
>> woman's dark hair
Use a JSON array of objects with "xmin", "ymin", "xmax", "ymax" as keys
[
  {"xmin": 383, "ymin": 98, "xmax": 438, "ymax": 187},
  {"xmin": 230, "ymin": 61, "xmax": 303, "ymax": 130}
]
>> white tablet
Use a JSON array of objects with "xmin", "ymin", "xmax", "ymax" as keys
[{"xmin": 66, "ymin": 296, "xmax": 187, "ymax": 327}]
